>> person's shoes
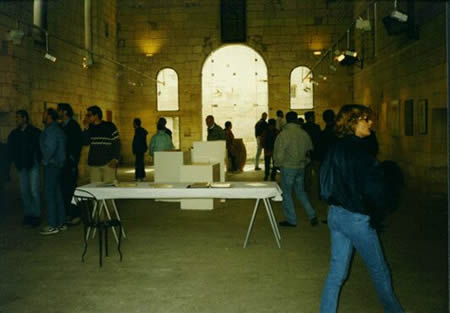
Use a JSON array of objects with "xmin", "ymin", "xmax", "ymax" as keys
[
  {"xmin": 310, "ymin": 217, "xmax": 319, "ymax": 226},
  {"xmin": 255, "ymin": 167, "xmax": 262, "ymax": 171},
  {"xmin": 279, "ymin": 221, "xmax": 296, "ymax": 227},
  {"xmin": 67, "ymin": 217, "xmax": 81, "ymax": 226},
  {"xmin": 40, "ymin": 226, "xmax": 60, "ymax": 236},
  {"xmin": 59, "ymin": 225, "xmax": 68, "ymax": 231}
]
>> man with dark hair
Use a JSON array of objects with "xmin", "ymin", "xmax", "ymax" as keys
[
  {"xmin": 205, "ymin": 115, "xmax": 225, "ymax": 141},
  {"xmin": 57, "ymin": 102, "xmax": 82, "ymax": 226},
  {"xmin": 40, "ymin": 108, "xmax": 66, "ymax": 235},
  {"xmin": 157, "ymin": 117, "xmax": 172, "ymax": 138},
  {"xmin": 275, "ymin": 110, "xmax": 286, "ymax": 131},
  {"xmin": 254, "ymin": 112, "xmax": 268, "ymax": 171},
  {"xmin": 82, "ymin": 105, "xmax": 121, "ymax": 183},
  {"xmin": 7, "ymin": 110, "xmax": 42, "ymax": 227},
  {"xmin": 274, "ymin": 111, "xmax": 318, "ymax": 227},
  {"xmin": 132, "ymin": 118, "xmax": 148, "ymax": 181}
]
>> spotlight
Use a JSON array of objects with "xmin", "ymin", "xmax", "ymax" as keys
[
  {"xmin": 329, "ymin": 64, "xmax": 337, "ymax": 72},
  {"xmin": 336, "ymin": 50, "xmax": 358, "ymax": 66},
  {"xmin": 313, "ymin": 51, "xmax": 322, "ymax": 56},
  {"xmin": 390, "ymin": 10, "xmax": 408, "ymax": 22},
  {"xmin": 5, "ymin": 29, "xmax": 24, "ymax": 45},
  {"xmin": 355, "ymin": 17, "xmax": 371, "ymax": 31},
  {"xmin": 383, "ymin": 14, "xmax": 408, "ymax": 35},
  {"xmin": 44, "ymin": 53, "xmax": 56, "ymax": 62}
]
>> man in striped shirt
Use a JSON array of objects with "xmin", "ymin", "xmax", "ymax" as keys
[{"xmin": 82, "ymin": 105, "xmax": 121, "ymax": 183}]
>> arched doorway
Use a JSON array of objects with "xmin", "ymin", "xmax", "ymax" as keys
[{"xmin": 202, "ymin": 44, "xmax": 268, "ymax": 161}]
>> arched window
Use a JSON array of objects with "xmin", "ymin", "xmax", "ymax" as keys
[
  {"xmin": 290, "ymin": 66, "xmax": 313, "ymax": 109},
  {"xmin": 157, "ymin": 68, "xmax": 179, "ymax": 111}
]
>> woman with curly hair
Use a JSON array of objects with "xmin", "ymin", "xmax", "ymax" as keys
[{"xmin": 318, "ymin": 104, "xmax": 403, "ymax": 313}]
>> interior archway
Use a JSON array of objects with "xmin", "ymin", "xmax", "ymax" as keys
[{"xmin": 202, "ymin": 44, "xmax": 268, "ymax": 160}]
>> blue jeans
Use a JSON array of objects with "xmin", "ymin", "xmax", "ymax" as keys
[
  {"xmin": 44, "ymin": 166, "xmax": 65, "ymax": 228},
  {"xmin": 319, "ymin": 205, "xmax": 403, "ymax": 313},
  {"xmin": 18, "ymin": 164, "xmax": 41, "ymax": 218},
  {"xmin": 280, "ymin": 167, "xmax": 316, "ymax": 224}
]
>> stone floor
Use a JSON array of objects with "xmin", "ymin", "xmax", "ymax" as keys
[{"xmin": 0, "ymin": 165, "xmax": 447, "ymax": 313}]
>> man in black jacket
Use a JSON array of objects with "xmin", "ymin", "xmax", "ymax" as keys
[
  {"xmin": 57, "ymin": 103, "xmax": 82, "ymax": 226},
  {"xmin": 132, "ymin": 118, "xmax": 148, "ymax": 181},
  {"xmin": 7, "ymin": 110, "xmax": 42, "ymax": 227}
]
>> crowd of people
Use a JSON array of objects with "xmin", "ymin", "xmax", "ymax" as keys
[{"xmin": 4, "ymin": 103, "xmax": 404, "ymax": 312}]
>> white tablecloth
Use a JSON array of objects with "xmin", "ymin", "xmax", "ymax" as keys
[{"xmin": 74, "ymin": 181, "xmax": 282, "ymax": 201}]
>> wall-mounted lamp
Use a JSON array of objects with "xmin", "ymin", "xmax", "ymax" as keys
[
  {"xmin": 44, "ymin": 31, "xmax": 56, "ymax": 62},
  {"xmin": 383, "ymin": 0, "xmax": 408, "ymax": 35},
  {"xmin": 5, "ymin": 29, "xmax": 25, "ymax": 45},
  {"xmin": 355, "ymin": 17, "xmax": 371, "ymax": 31},
  {"xmin": 335, "ymin": 50, "xmax": 358, "ymax": 65},
  {"xmin": 313, "ymin": 51, "xmax": 322, "ymax": 56}
]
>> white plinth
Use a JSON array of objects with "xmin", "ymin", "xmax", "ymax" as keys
[
  {"xmin": 191, "ymin": 141, "xmax": 226, "ymax": 182},
  {"xmin": 154, "ymin": 151, "xmax": 184, "ymax": 183},
  {"xmin": 179, "ymin": 163, "xmax": 220, "ymax": 210}
]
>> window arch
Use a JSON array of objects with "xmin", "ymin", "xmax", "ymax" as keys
[
  {"xmin": 157, "ymin": 68, "xmax": 179, "ymax": 111},
  {"xmin": 290, "ymin": 66, "xmax": 313, "ymax": 109}
]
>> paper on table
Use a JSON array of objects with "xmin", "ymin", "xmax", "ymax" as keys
[
  {"xmin": 210, "ymin": 182, "xmax": 231, "ymax": 188},
  {"xmin": 150, "ymin": 183, "xmax": 174, "ymax": 188},
  {"xmin": 116, "ymin": 183, "xmax": 137, "ymax": 187},
  {"xmin": 245, "ymin": 183, "xmax": 268, "ymax": 187},
  {"xmin": 187, "ymin": 182, "xmax": 210, "ymax": 188}
]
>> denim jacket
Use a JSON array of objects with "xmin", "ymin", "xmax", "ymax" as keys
[
  {"xmin": 320, "ymin": 135, "xmax": 389, "ymax": 215},
  {"xmin": 40, "ymin": 121, "xmax": 66, "ymax": 168}
]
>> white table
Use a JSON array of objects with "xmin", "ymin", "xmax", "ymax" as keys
[{"xmin": 74, "ymin": 182, "xmax": 283, "ymax": 248}]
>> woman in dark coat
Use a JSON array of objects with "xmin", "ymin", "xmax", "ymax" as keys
[{"xmin": 319, "ymin": 104, "xmax": 403, "ymax": 313}]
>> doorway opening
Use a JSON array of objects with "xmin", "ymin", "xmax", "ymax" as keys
[{"xmin": 202, "ymin": 44, "xmax": 268, "ymax": 159}]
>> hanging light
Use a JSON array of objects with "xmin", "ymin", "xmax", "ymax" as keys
[{"xmin": 44, "ymin": 31, "xmax": 56, "ymax": 62}]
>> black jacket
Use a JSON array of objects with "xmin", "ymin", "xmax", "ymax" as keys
[
  {"xmin": 7, "ymin": 124, "xmax": 42, "ymax": 170},
  {"xmin": 132, "ymin": 126, "xmax": 148, "ymax": 154},
  {"xmin": 320, "ymin": 135, "xmax": 389, "ymax": 216},
  {"xmin": 61, "ymin": 118, "xmax": 82, "ymax": 166}
]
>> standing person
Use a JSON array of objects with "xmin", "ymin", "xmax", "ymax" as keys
[
  {"xmin": 274, "ymin": 111, "xmax": 318, "ymax": 227},
  {"xmin": 302, "ymin": 111, "xmax": 322, "ymax": 192},
  {"xmin": 157, "ymin": 117, "xmax": 172, "ymax": 138},
  {"xmin": 319, "ymin": 105, "xmax": 403, "ymax": 313},
  {"xmin": 82, "ymin": 105, "xmax": 121, "ymax": 183},
  {"xmin": 224, "ymin": 121, "xmax": 238, "ymax": 172},
  {"xmin": 40, "ymin": 108, "xmax": 66, "ymax": 235},
  {"xmin": 275, "ymin": 110, "xmax": 286, "ymax": 131},
  {"xmin": 7, "ymin": 110, "xmax": 42, "ymax": 227},
  {"xmin": 205, "ymin": 115, "xmax": 225, "ymax": 141},
  {"xmin": 254, "ymin": 112, "xmax": 267, "ymax": 171},
  {"xmin": 149, "ymin": 122, "xmax": 174, "ymax": 157},
  {"xmin": 261, "ymin": 118, "xmax": 278, "ymax": 181},
  {"xmin": 316, "ymin": 109, "xmax": 337, "ymax": 162},
  {"xmin": 57, "ymin": 103, "xmax": 82, "ymax": 226},
  {"xmin": 132, "ymin": 118, "xmax": 148, "ymax": 181},
  {"xmin": 0, "ymin": 141, "xmax": 9, "ymax": 215}
]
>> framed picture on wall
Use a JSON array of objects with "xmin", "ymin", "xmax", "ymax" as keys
[
  {"xmin": 418, "ymin": 99, "xmax": 428, "ymax": 135},
  {"xmin": 404, "ymin": 99, "xmax": 414, "ymax": 136},
  {"xmin": 389, "ymin": 100, "xmax": 400, "ymax": 136}
]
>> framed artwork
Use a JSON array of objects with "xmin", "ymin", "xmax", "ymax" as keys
[
  {"xmin": 389, "ymin": 100, "xmax": 400, "ymax": 136},
  {"xmin": 418, "ymin": 99, "xmax": 428, "ymax": 135},
  {"xmin": 404, "ymin": 99, "xmax": 414, "ymax": 136}
]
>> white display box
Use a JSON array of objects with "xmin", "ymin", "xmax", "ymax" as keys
[
  {"xmin": 179, "ymin": 163, "xmax": 220, "ymax": 210},
  {"xmin": 154, "ymin": 151, "xmax": 184, "ymax": 183},
  {"xmin": 190, "ymin": 141, "xmax": 226, "ymax": 182}
]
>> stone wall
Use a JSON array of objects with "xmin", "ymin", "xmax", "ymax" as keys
[
  {"xmin": 116, "ymin": 0, "xmax": 354, "ymax": 163},
  {"xmin": 0, "ymin": 0, "xmax": 120, "ymax": 179},
  {"xmin": 352, "ymin": 1, "xmax": 447, "ymax": 192}
]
